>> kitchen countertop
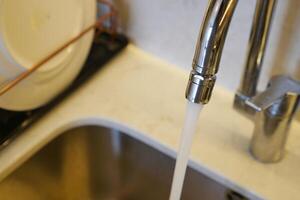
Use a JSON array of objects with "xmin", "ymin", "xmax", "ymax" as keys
[{"xmin": 0, "ymin": 45, "xmax": 299, "ymax": 199}]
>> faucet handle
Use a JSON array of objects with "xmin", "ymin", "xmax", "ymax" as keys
[
  {"xmin": 246, "ymin": 75, "xmax": 300, "ymax": 162},
  {"xmin": 245, "ymin": 75, "xmax": 300, "ymax": 117}
]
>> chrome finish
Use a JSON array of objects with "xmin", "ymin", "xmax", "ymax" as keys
[
  {"xmin": 186, "ymin": 0, "xmax": 238, "ymax": 104},
  {"xmin": 235, "ymin": 0, "xmax": 277, "ymax": 113},
  {"xmin": 233, "ymin": 0, "xmax": 300, "ymax": 163},
  {"xmin": 238, "ymin": 0, "xmax": 276, "ymax": 98},
  {"xmin": 186, "ymin": 72, "xmax": 216, "ymax": 104},
  {"xmin": 246, "ymin": 76, "xmax": 300, "ymax": 162},
  {"xmin": 0, "ymin": 126, "xmax": 241, "ymax": 199},
  {"xmin": 188, "ymin": 0, "xmax": 300, "ymax": 162}
]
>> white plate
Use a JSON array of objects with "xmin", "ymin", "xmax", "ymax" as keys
[{"xmin": 0, "ymin": 0, "xmax": 96, "ymax": 111}]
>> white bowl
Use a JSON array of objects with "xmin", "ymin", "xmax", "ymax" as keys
[{"xmin": 0, "ymin": 0, "xmax": 96, "ymax": 111}]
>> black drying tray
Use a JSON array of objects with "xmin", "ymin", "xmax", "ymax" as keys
[{"xmin": 0, "ymin": 33, "xmax": 128, "ymax": 146}]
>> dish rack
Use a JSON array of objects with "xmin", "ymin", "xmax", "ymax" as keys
[{"xmin": 0, "ymin": 32, "xmax": 128, "ymax": 147}]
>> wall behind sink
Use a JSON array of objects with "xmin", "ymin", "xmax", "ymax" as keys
[{"xmin": 113, "ymin": 0, "xmax": 300, "ymax": 92}]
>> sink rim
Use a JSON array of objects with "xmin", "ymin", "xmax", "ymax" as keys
[{"xmin": 0, "ymin": 116, "xmax": 263, "ymax": 200}]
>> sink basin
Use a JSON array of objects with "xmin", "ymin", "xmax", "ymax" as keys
[{"xmin": 0, "ymin": 126, "xmax": 248, "ymax": 200}]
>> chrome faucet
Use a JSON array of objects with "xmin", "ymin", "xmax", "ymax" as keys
[{"xmin": 186, "ymin": 0, "xmax": 300, "ymax": 163}]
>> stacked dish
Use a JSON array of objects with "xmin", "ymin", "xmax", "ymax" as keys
[{"xmin": 0, "ymin": 0, "xmax": 96, "ymax": 111}]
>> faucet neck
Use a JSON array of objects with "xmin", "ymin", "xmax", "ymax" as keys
[
  {"xmin": 192, "ymin": 0, "xmax": 238, "ymax": 77},
  {"xmin": 237, "ymin": 0, "xmax": 277, "ymax": 99},
  {"xmin": 186, "ymin": 0, "xmax": 238, "ymax": 104}
]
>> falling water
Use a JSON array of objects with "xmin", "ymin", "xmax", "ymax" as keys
[{"xmin": 169, "ymin": 101, "xmax": 203, "ymax": 200}]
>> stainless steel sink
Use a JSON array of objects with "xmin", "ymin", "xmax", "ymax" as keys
[{"xmin": 0, "ymin": 126, "xmax": 249, "ymax": 200}]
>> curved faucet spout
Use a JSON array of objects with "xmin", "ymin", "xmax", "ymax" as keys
[{"xmin": 186, "ymin": 0, "xmax": 238, "ymax": 104}]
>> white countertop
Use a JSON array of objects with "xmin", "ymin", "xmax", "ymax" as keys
[{"xmin": 0, "ymin": 45, "xmax": 299, "ymax": 200}]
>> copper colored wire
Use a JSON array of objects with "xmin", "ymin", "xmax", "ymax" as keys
[
  {"xmin": 0, "ymin": 3, "xmax": 117, "ymax": 97},
  {"xmin": 97, "ymin": 0, "xmax": 118, "ymax": 35}
]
